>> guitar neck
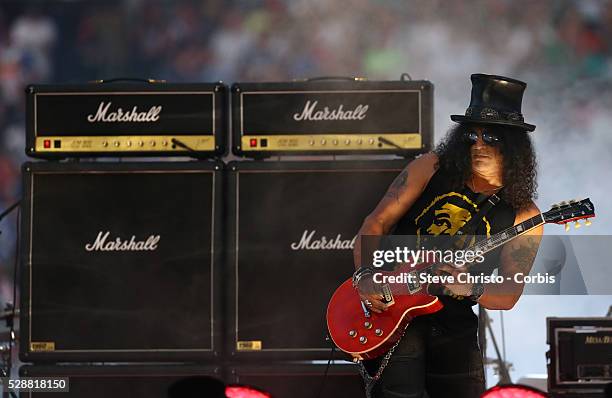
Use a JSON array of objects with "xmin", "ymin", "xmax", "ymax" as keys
[{"xmin": 471, "ymin": 213, "xmax": 545, "ymax": 256}]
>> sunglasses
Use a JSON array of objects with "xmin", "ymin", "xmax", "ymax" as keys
[{"xmin": 465, "ymin": 130, "xmax": 502, "ymax": 146}]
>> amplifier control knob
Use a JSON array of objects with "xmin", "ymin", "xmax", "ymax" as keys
[
  {"xmin": 349, "ymin": 330, "xmax": 357, "ymax": 338},
  {"xmin": 113, "ymin": 141, "xmax": 120, "ymax": 147},
  {"xmin": 102, "ymin": 141, "xmax": 108, "ymax": 147},
  {"xmin": 138, "ymin": 141, "xmax": 144, "ymax": 147},
  {"xmin": 369, "ymin": 138, "xmax": 375, "ymax": 145},
  {"xmin": 375, "ymin": 329, "xmax": 383, "ymax": 336},
  {"xmin": 359, "ymin": 336, "xmax": 367, "ymax": 344},
  {"xmin": 162, "ymin": 141, "xmax": 168, "ymax": 147},
  {"xmin": 308, "ymin": 140, "xmax": 315, "ymax": 146},
  {"xmin": 150, "ymin": 140, "xmax": 156, "ymax": 147},
  {"xmin": 345, "ymin": 139, "xmax": 351, "ymax": 145},
  {"xmin": 320, "ymin": 139, "xmax": 326, "ymax": 145},
  {"xmin": 332, "ymin": 139, "xmax": 338, "ymax": 145},
  {"xmin": 126, "ymin": 141, "xmax": 132, "ymax": 147},
  {"xmin": 357, "ymin": 139, "xmax": 363, "ymax": 145}
]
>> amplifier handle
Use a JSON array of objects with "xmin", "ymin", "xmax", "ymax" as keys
[
  {"xmin": 305, "ymin": 74, "xmax": 414, "ymax": 82},
  {"xmin": 305, "ymin": 76, "xmax": 367, "ymax": 82},
  {"xmin": 90, "ymin": 77, "xmax": 166, "ymax": 84}
]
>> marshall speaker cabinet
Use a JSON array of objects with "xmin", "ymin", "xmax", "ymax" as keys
[
  {"xmin": 19, "ymin": 364, "xmax": 223, "ymax": 398},
  {"xmin": 20, "ymin": 161, "xmax": 223, "ymax": 362},
  {"xmin": 226, "ymin": 160, "xmax": 406, "ymax": 359},
  {"xmin": 25, "ymin": 82, "xmax": 227, "ymax": 158},
  {"xmin": 231, "ymin": 78, "xmax": 433, "ymax": 157},
  {"xmin": 547, "ymin": 317, "xmax": 612, "ymax": 397}
]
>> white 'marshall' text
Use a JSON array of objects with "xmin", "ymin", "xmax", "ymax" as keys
[
  {"xmin": 290, "ymin": 230, "xmax": 356, "ymax": 250},
  {"xmin": 85, "ymin": 231, "xmax": 160, "ymax": 252},
  {"xmin": 293, "ymin": 100, "xmax": 368, "ymax": 121},
  {"xmin": 87, "ymin": 101, "xmax": 162, "ymax": 123}
]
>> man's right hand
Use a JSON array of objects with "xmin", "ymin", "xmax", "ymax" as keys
[{"xmin": 356, "ymin": 275, "xmax": 393, "ymax": 313}]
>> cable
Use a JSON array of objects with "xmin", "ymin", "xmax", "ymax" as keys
[
  {"xmin": 171, "ymin": 138, "xmax": 203, "ymax": 159},
  {"xmin": 316, "ymin": 336, "xmax": 336, "ymax": 398},
  {"xmin": 8, "ymin": 206, "xmax": 20, "ymax": 380},
  {"xmin": 0, "ymin": 200, "xmax": 21, "ymax": 225}
]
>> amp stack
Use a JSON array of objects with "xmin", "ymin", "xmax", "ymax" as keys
[
  {"xmin": 224, "ymin": 76, "xmax": 433, "ymax": 397},
  {"xmin": 14, "ymin": 76, "xmax": 434, "ymax": 397},
  {"xmin": 19, "ymin": 80, "xmax": 227, "ymax": 397}
]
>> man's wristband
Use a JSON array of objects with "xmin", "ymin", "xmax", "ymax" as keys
[{"xmin": 352, "ymin": 267, "xmax": 374, "ymax": 289}]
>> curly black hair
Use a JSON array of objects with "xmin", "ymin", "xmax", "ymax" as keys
[{"xmin": 434, "ymin": 123, "xmax": 538, "ymax": 210}]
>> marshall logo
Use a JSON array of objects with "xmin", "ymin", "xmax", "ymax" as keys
[
  {"xmin": 290, "ymin": 230, "xmax": 356, "ymax": 250},
  {"xmin": 293, "ymin": 100, "xmax": 368, "ymax": 122},
  {"xmin": 585, "ymin": 335, "xmax": 612, "ymax": 344},
  {"xmin": 85, "ymin": 231, "xmax": 160, "ymax": 252},
  {"xmin": 87, "ymin": 101, "xmax": 162, "ymax": 123}
]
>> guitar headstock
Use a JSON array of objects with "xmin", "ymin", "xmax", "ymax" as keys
[{"xmin": 543, "ymin": 198, "xmax": 595, "ymax": 231}]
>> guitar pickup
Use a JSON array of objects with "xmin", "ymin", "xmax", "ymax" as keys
[
  {"xmin": 381, "ymin": 284, "xmax": 395, "ymax": 305},
  {"xmin": 406, "ymin": 271, "xmax": 421, "ymax": 294}
]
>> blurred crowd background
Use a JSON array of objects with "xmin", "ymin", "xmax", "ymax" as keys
[{"xmin": 0, "ymin": 0, "xmax": 611, "ymax": 383}]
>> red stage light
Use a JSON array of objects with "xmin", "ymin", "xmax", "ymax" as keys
[
  {"xmin": 226, "ymin": 385, "xmax": 271, "ymax": 398},
  {"xmin": 481, "ymin": 384, "xmax": 548, "ymax": 398}
]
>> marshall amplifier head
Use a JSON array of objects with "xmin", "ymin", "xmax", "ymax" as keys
[
  {"xmin": 25, "ymin": 82, "xmax": 227, "ymax": 159},
  {"xmin": 20, "ymin": 161, "xmax": 223, "ymax": 362},
  {"xmin": 547, "ymin": 317, "xmax": 612, "ymax": 396},
  {"xmin": 231, "ymin": 78, "xmax": 434, "ymax": 157},
  {"xmin": 226, "ymin": 159, "xmax": 406, "ymax": 359}
]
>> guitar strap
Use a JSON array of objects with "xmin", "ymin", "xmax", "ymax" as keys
[{"xmin": 453, "ymin": 191, "xmax": 501, "ymax": 248}]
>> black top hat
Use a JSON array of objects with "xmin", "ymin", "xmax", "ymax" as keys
[{"xmin": 450, "ymin": 73, "xmax": 535, "ymax": 132}]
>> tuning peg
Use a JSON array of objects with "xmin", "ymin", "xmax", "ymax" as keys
[
  {"xmin": 565, "ymin": 223, "xmax": 570, "ymax": 232},
  {"xmin": 585, "ymin": 219, "xmax": 592, "ymax": 226},
  {"xmin": 574, "ymin": 221, "xmax": 581, "ymax": 229}
]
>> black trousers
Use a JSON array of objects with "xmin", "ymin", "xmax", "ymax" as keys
[{"xmin": 364, "ymin": 315, "xmax": 486, "ymax": 398}]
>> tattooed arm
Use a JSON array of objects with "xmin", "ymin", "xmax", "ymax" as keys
[
  {"xmin": 476, "ymin": 202, "xmax": 544, "ymax": 310},
  {"xmin": 353, "ymin": 152, "xmax": 438, "ymax": 312}
]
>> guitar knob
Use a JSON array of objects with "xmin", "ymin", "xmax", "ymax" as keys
[
  {"xmin": 349, "ymin": 330, "xmax": 357, "ymax": 338},
  {"xmin": 359, "ymin": 336, "xmax": 368, "ymax": 344},
  {"xmin": 364, "ymin": 322, "xmax": 372, "ymax": 329},
  {"xmin": 375, "ymin": 329, "xmax": 383, "ymax": 336},
  {"xmin": 585, "ymin": 219, "xmax": 592, "ymax": 226},
  {"xmin": 564, "ymin": 223, "xmax": 570, "ymax": 232},
  {"xmin": 574, "ymin": 221, "xmax": 581, "ymax": 229}
]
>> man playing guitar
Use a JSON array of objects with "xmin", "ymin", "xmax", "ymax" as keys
[{"xmin": 353, "ymin": 74, "xmax": 543, "ymax": 398}]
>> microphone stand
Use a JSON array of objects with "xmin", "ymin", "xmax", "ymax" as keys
[
  {"xmin": 0, "ymin": 202, "xmax": 20, "ymax": 398},
  {"xmin": 480, "ymin": 307, "xmax": 513, "ymax": 385}
]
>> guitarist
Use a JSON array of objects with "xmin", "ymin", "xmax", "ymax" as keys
[{"xmin": 354, "ymin": 74, "xmax": 543, "ymax": 398}]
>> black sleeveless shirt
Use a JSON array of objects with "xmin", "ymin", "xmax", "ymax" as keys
[{"xmin": 394, "ymin": 168, "xmax": 516, "ymax": 332}]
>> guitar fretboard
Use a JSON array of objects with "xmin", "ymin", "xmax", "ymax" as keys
[{"xmin": 472, "ymin": 213, "xmax": 544, "ymax": 255}]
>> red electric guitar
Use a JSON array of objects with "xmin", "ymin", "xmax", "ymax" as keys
[{"xmin": 326, "ymin": 198, "xmax": 595, "ymax": 360}]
